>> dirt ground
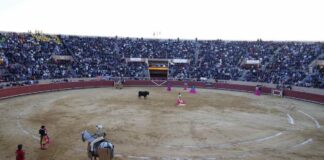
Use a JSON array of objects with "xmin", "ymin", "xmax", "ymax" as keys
[{"xmin": 0, "ymin": 87, "xmax": 323, "ymax": 160}]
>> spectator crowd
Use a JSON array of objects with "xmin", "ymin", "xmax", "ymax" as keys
[{"xmin": 0, "ymin": 32, "xmax": 323, "ymax": 88}]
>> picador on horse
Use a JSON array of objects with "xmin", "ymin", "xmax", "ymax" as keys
[
  {"xmin": 81, "ymin": 125, "xmax": 114, "ymax": 160},
  {"xmin": 114, "ymin": 79, "xmax": 124, "ymax": 89}
]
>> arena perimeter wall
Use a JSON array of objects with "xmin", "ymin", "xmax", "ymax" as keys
[{"xmin": 0, "ymin": 80, "xmax": 323, "ymax": 104}]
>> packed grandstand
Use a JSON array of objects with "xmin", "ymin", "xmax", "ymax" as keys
[{"xmin": 0, "ymin": 32, "xmax": 323, "ymax": 88}]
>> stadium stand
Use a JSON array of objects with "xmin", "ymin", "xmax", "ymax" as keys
[{"xmin": 0, "ymin": 32, "xmax": 323, "ymax": 88}]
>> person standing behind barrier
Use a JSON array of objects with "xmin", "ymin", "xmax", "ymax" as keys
[
  {"xmin": 183, "ymin": 82, "xmax": 188, "ymax": 90},
  {"xmin": 16, "ymin": 144, "xmax": 25, "ymax": 160},
  {"xmin": 167, "ymin": 83, "xmax": 172, "ymax": 91}
]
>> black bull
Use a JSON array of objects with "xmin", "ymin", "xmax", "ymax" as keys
[{"xmin": 138, "ymin": 91, "xmax": 149, "ymax": 99}]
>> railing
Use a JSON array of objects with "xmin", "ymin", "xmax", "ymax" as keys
[{"xmin": 0, "ymin": 79, "xmax": 323, "ymax": 104}]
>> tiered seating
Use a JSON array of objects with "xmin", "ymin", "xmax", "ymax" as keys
[{"xmin": 0, "ymin": 32, "xmax": 323, "ymax": 88}]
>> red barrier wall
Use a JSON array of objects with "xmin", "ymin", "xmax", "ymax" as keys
[
  {"xmin": 283, "ymin": 90, "xmax": 324, "ymax": 104},
  {"xmin": 214, "ymin": 83, "xmax": 273, "ymax": 94},
  {"xmin": 0, "ymin": 80, "xmax": 323, "ymax": 104},
  {"xmin": 0, "ymin": 81, "xmax": 114, "ymax": 99}
]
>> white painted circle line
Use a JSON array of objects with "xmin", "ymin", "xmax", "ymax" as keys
[
  {"xmin": 255, "ymin": 132, "xmax": 283, "ymax": 142},
  {"xmin": 298, "ymin": 110, "xmax": 321, "ymax": 128},
  {"xmin": 16, "ymin": 113, "xmax": 40, "ymax": 141},
  {"xmin": 128, "ymin": 155, "xmax": 152, "ymax": 159},
  {"xmin": 114, "ymin": 154, "xmax": 123, "ymax": 157},
  {"xmin": 165, "ymin": 132, "xmax": 283, "ymax": 149},
  {"xmin": 287, "ymin": 113, "xmax": 295, "ymax": 125},
  {"xmin": 183, "ymin": 145, "xmax": 199, "ymax": 148},
  {"xmin": 115, "ymin": 154, "xmax": 153, "ymax": 160},
  {"xmin": 292, "ymin": 138, "xmax": 313, "ymax": 148}
]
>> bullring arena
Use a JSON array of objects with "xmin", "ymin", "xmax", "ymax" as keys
[{"xmin": 0, "ymin": 80, "xmax": 323, "ymax": 160}]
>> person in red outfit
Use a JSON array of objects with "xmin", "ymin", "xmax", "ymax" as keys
[
  {"xmin": 16, "ymin": 144, "xmax": 25, "ymax": 160},
  {"xmin": 39, "ymin": 125, "xmax": 50, "ymax": 149}
]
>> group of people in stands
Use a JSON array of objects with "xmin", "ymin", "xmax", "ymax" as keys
[{"xmin": 0, "ymin": 32, "xmax": 323, "ymax": 88}]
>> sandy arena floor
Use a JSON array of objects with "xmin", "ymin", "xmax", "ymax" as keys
[{"xmin": 0, "ymin": 87, "xmax": 323, "ymax": 160}]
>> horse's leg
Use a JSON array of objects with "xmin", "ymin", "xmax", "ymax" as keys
[
  {"xmin": 87, "ymin": 151, "xmax": 91, "ymax": 160},
  {"xmin": 110, "ymin": 148, "xmax": 114, "ymax": 159},
  {"xmin": 87, "ymin": 143, "xmax": 93, "ymax": 160}
]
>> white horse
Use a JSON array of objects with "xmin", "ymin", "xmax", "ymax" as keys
[{"xmin": 81, "ymin": 130, "xmax": 114, "ymax": 160}]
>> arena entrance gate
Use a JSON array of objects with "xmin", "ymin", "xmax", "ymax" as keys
[{"xmin": 148, "ymin": 59, "xmax": 169, "ymax": 80}]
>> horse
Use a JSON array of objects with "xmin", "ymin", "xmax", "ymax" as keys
[
  {"xmin": 138, "ymin": 91, "xmax": 149, "ymax": 99},
  {"xmin": 81, "ymin": 130, "xmax": 114, "ymax": 160}
]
